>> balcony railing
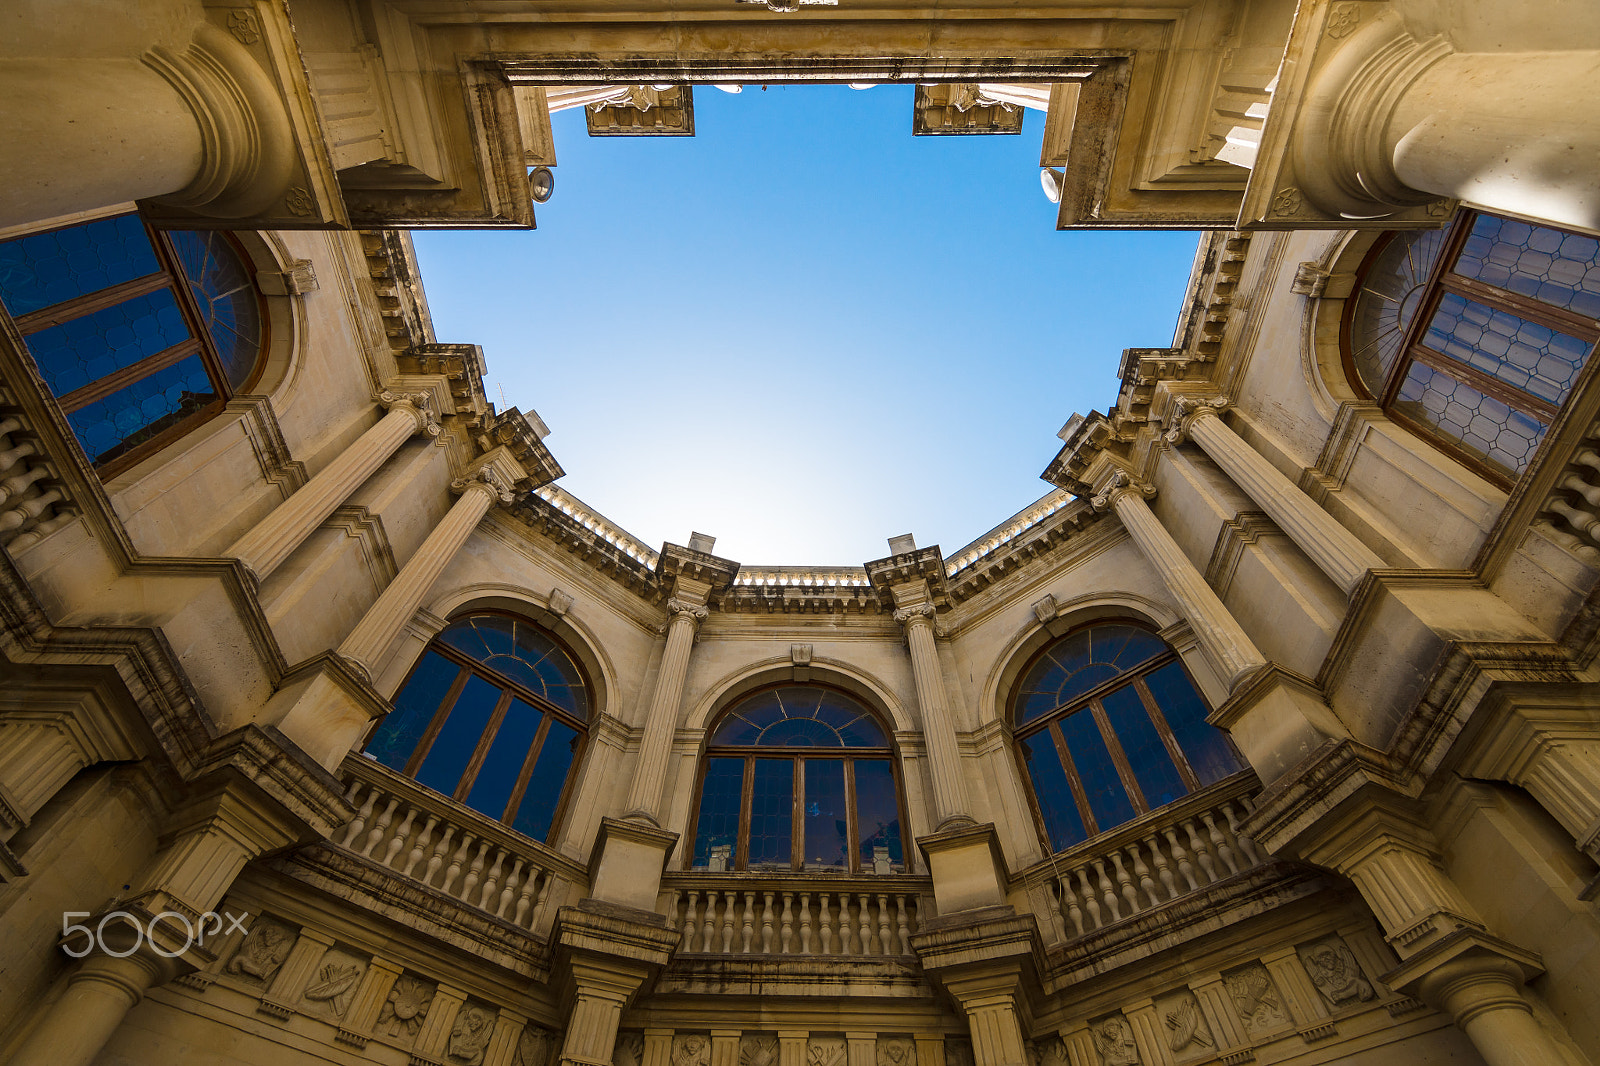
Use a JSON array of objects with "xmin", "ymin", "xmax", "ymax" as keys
[
  {"xmin": 1018, "ymin": 773, "xmax": 1265, "ymax": 944},
  {"xmin": 660, "ymin": 873, "xmax": 931, "ymax": 958},
  {"xmin": 334, "ymin": 755, "xmax": 589, "ymax": 937}
]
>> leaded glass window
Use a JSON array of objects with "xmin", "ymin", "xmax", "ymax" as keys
[
  {"xmin": 0, "ymin": 213, "xmax": 265, "ymax": 477},
  {"xmin": 1013, "ymin": 623, "xmax": 1241, "ymax": 854},
  {"xmin": 1346, "ymin": 211, "xmax": 1600, "ymax": 484},
  {"xmin": 688, "ymin": 685, "xmax": 905, "ymax": 873},
  {"xmin": 365, "ymin": 613, "xmax": 589, "ymax": 844}
]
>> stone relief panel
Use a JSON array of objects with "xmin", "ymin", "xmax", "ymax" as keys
[
  {"xmin": 808, "ymin": 1035, "xmax": 847, "ymax": 1066},
  {"xmin": 943, "ymin": 1039, "xmax": 973, "ymax": 1066},
  {"xmin": 448, "ymin": 1002, "xmax": 498, "ymax": 1066},
  {"xmin": 615, "ymin": 1031, "xmax": 646, "ymax": 1066},
  {"xmin": 1223, "ymin": 963, "xmax": 1291, "ymax": 1037},
  {"xmin": 377, "ymin": 973, "xmax": 435, "ymax": 1045},
  {"xmin": 224, "ymin": 915, "xmax": 297, "ymax": 987},
  {"xmin": 675, "ymin": 1033, "xmax": 712, "ymax": 1066},
  {"xmin": 299, "ymin": 946, "xmax": 366, "ymax": 1020},
  {"xmin": 1155, "ymin": 991, "xmax": 1215, "ymax": 1061},
  {"xmin": 517, "ymin": 1025, "xmax": 557, "ymax": 1066},
  {"xmin": 1089, "ymin": 1015, "xmax": 1141, "ymax": 1066},
  {"xmin": 877, "ymin": 1036, "xmax": 915, "ymax": 1066},
  {"xmin": 742, "ymin": 1034, "xmax": 779, "ymax": 1066},
  {"xmin": 1298, "ymin": 936, "xmax": 1376, "ymax": 1010}
]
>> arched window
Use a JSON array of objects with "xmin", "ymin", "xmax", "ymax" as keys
[
  {"xmin": 688, "ymin": 685, "xmax": 905, "ymax": 873},
  {"xmin": 364, "ymin": 613, "xmax": 589, "ymax": 844},
  {"xmin": 1345, "ymin": 210, "xmax": 1600, "ymax": 484},
  {"xmin": 0, "ymin": 213, "xmax": 265, "ymax": 477},
  {"xmin": 1012, "ymin": 622, "xmax": 1242, "ymax": 854}
]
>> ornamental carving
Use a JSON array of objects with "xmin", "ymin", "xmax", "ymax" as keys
[
  {"xmin": 1299, "ymin": 936, "xmax": 1376, "ymax": 1008},
  {"xmin": 448, "ymin": 1005, "xmax": 496, "ymax": 1065},
  {"xmin": 1163, "ymin": 395, "xmax": 1229, "ymax": 445},
  {"xmin": 674, "ymin": 1033, "xmax": 712, "ymax": 1066},
  {"xmin": 452, "ymin": 465, "xmax": 519, "ymax": 503},
  {"xmin": 226, "ymin": 918, "xmax": 295, "ymax": 986},
  {"xmin": 377, "ymin": 974, "xmax": 434, "ymax": 1041},
  {"xmin": 227, "ymin": 9, "xmax": 261, "ymax": 44},
  {"xmin": 285, "ymin": 186, "xmax": 314, "ymax": 216},
  {"xmin": 807, "ymin": 1037, "xmax": 847, "ymax": 1066},
  {"xmin": 1036, "ymin": 1036, "xmax": 1067, "ymax": 1066},
  {"xmin": 615, "ymin": 1031, "xmax": 645, "ymax": 1066},
  {"xmin": 379, "ymin": 388, "xmax": 442, "ymax": 437},
  {"xmin": 892, "ymin": 603, "xmax": 937, "ymax": 626},
  {"xmin": 1089, "ymin": 471, "xmax": 1155, "ymax": 513},
  {"xmin": 1271, "ymin": 187, "xmax": 1304, "ymax": 217},
  {"xmin": 742, "ymin": 1034, "xmax": 779, "ymax": 1066},
  {"xmin": 1225, "ymin": 963, "xmax": 1291, "ymax": 1035},
  {"xmin": 667, "ymin": 598, "xmax": 710, "ymax": 623},
  {"xmin": 1158, "ymin": 991, "xmax": 1215, "ymax": 1057},
  {"xmin": 1325, "ymin": 2, "xmax": 1361, "ymax": 38},
  {"xmin": 517, "ymin": 1026, "xmax": 555, "ymax": 1066},
  {"xmin": 1089, "ymin": 1014, "xmax": 1140, "ymax": 1065},
  {"xmin": 877, "ymin": 1036, "xmax": 915, "ymax": 1066},
  {"xmin": 301, "ymin": 948, "xmax": 365, "ymax": 1018}
]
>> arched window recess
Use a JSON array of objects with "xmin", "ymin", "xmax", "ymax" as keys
[
  {"xmin": 687, "ymin": 684, "xmax": 907, "ymax": 875},
  {"xmin": 363, "ymin": 612, "xmax": 589, "ymax": 845},
  {"xmin": 1012, "ymin": 621, "xmax": 1244, "ymax": 855}
]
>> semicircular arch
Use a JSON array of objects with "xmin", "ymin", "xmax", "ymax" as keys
[{"xmin": 684, "ymin": 655, "xmax": 914, "ymax": 737}]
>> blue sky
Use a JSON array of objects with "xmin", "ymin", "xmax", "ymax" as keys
[{"xmin": 413, "ymin": 84, "xmax": 1197, "ymax": 565}]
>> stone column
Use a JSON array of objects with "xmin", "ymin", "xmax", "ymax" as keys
[
  {"xmin": 1168, "ymin": 397, "xmax": 1384, "ymax": 596},
  {"xmin": 228, "ymin": 391, "xmax": 439, "ymax": 582},
  {"xmin": 1293, "ymin": 10, "xmax": 1600, "ymax": 233},
  {"xmin": 337, "ymin": 451, "xmax": 520, "ymax": 681},
  {"xmin": 944, "ymin": 968, "xmax": 1029, "ymax": 1066},
  {"xmin": 1092, "ymin": 473, "xmax": 1266, "ymax": 691},
  {"xmin": 554, "ymin": 959, "xmax": 650, "ymax": 1066},
  {"xmin": 893, "ymin": 603, "xmax": 973, "ymax": 828},
  {"xmin": 623, "ymin": 597, "xmax": 708, "ymax": 821},
  {"xmin": 6, "ymin": 948, "xmax": 178, "ymax": 1066}
]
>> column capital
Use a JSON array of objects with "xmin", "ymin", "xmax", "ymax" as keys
[
  {"xmin": 377, "ymin": 388, "xmax": 442, "ymax": 438},
  {"xmin": 1162, "ymin": 394, "xmax": 1230, "ymax": 445},
  {"xmin": 892, "ymin": 602, "xmax": 938, "ymax": 629},
  {"xmin": 1089, "ymin": 470, "xmax": 1156, "ymax": 513},
  {"xmin": 451, "ymin": 445, "xmax": 528, "ymax": 505},
  {"xmin": 666, "ymin": 598, "xmax": 710, "ymax": 625}
]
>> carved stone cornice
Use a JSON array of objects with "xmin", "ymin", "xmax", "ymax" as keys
[
  {"xmin": 655, "ymin": 542, "xmax": 740, "ymax": 601},
  {"xmin": 864, "ymin": 545, "xmax": 948, "ymax": 612},
  {"xmin": 476, "ymin": 407, "xmax": 563, "ymax": 490}
]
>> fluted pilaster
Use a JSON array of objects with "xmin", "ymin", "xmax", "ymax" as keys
[
  {"xmin": 624, "ymin": 598, "xmax": 708, "ymax": 820},
  {"xmin": 894, "ymin": 603, "xmax": 973, "ymax": 828}
]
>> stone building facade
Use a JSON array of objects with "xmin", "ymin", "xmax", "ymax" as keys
[{"xmin": 2, "ymin": 4, "xmax": 1599, "ymax": 1066}]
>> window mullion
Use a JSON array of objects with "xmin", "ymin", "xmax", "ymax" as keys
[
  {"xmin": 1049, "ymin": 721, "xmax": 1100, "ymax": 837},
  {"xmin": 1133, "ymin": 674, "xmax": 1202, "ymax": 793},
  {"xmin": 403, "ymin": 664, "xmax": 470, "ymax": 777},
  {"xmin": 454, "ymin": 688, "xmax": 514, "ymax": 802},
  {"xmin": 504, "ymin": 713, "xmax": 553, "ymax": 822},
  {"xmin": 11, "ymin": 272, "xmax": 171, "ymax": 334},
  {"xmin": 791, "ymin": 756, "xmax": 804, "ymax": 871},
  {"xmin": 738, "ymin": 758, "xmax": 755, "ymax": 872},
  {"xmin": 55, "ymin": 338, "xmax": 201, "ymax": 413},
  {"xmin": 1407, "ymin": 342, "xmax": 1562, "ymax": 422},
  {"xmin": 1441, "ymin": 273, "xmax": 1600, "ymax": 341},
  {"xmin": 844, "ymin": 758, "xmax": 860, "ymax": 873},
  {"xmin": 1381, "ymin": 213, "xmax": 1474, "ymax": 404},
  {"xmin": 1089, "ymin": 697, "xmax": 1148, "ymax": 815}
]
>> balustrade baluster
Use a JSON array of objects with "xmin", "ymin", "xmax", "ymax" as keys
[
  {"xmin": 1111, "ymin": 851, "xmax": 1140, "ymax": 915},
  {"xmin": 877, "ymin": 893, "xmax": 892, "ymax": 954},
  {"xmin": 683, "ymin": 891, "xmax": 700, "ymax": 952},
  {"xmin": 343, "ymin": 784, "xmax": 375, "ymax": 847},
  {"xmin": 383, "ymin": 806, "xmax": 417, "ymax": 867},
  {"xmin": 796, "ymin": 893, "xmax": 809, "ymax": 954},
  {"xmin": 1094, "ymin": 859, "xmax": 1121, "ymax": 921},
  {"xmin": 1130, "ymin": 841, "xmax": 1160, "ymax": 907},
  {"xmin": 1059, "ymin": 875, "xmax": 1084, "ymax": 936},
  {"xmin": 1146, "ymin": 833, "xmax": 1177, "ymax": 899},
  {"xmin": 1203, "ymin": 810, "xmax": 1239, "ymax": 875},
  {"xmin": 479, "ymin": 848, "xmax": 506, "ymax": 909},
  {"xmin": 741, "ymin": 891, "xmax": 756, "ymax": 953},
  {"xmin": 531, "ymin": 873, "xmax": 555, "ymax": 932},
  {"xmin": 362, "ymin": 797, "xmax": 399, "ymax": 857},
  {"xmin": 1223, "ymin": 801, "xmax": 1261, "ymax": 866},
  {"xmin": 819, "ymin": 893, "xmax": 834, "ymax": 955},
  {"xmin": 702, "ymin": 892, "xmax": 718, "ymax": 952},
  {"xmin": 500, "ymin": 860, "xmax": 523, "ymax": 917},
  {"xmin": 442, "ymin": 833, "xmax": 474, "ymax": 895},
  {"xmin": 896, "ymin": 895, "xmax": 911, "ymax": 953},
  {"xmin": 1076, "ymin": 867, "xmax": 1102, "ymax": 928},
  {"xmin": 1165, "ymin": 827, "xmax": 1198, "ymax": 891},
  {"xmin": 1184, "ymin": 819, "xmax": 1218, "ymax": 884},
  {"xmin": 762, "ymin": 891, "xmax": 776, "ymax": 952},
  {"xmin": 461, "ymin": 840, "xmax": 489, "ymax": 902},
  {"xmin": 404, "ymin": 815, "xmax": 438, "ymax": 877},
  {"xmin": 426, "ymin": 826, "xmax": 456, "ymax": 888},
  {"xmin": 837, "ymin": 895, "xmax": 854, "ymax": 955},
  {"xmin": 854, "ymin": 893, "xmax": 870, "ymax": 954},
  {"xmin": 515, "ymin": 868, "xmax": 539, "ymax": 927},
  {"xmin": 720, "ymin": 890, "xmax": 737, "ymax": 952}
]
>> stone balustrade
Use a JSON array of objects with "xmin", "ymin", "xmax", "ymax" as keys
[
  {"xmin": 944, "ymin": 490, "xmax": 1073, "ymax": 575},
  {"xmin": 734, "ymin": 566, "xmax": 873, "ymax": 588},
  {"xmin": 335, "ymin": 755, "xmax": 587, "ymax": 937},
  {"xmin": 661, "ymin": 875, "xmax": 930, "ymax": 957},
  {"xmin": 533, "ymin": 484, "xmax": 660, "ymax": 567},
  {"xmin": 1534, "ymin": 414, "xmax": 1600, "ymax": 564},
  {"xmin": 1027, "ymin": 776, "xmax": 1264, "ymax": 943},
  {"xmin": 0, "ymin": 385, "xmax": 74, "ymax": 551}
]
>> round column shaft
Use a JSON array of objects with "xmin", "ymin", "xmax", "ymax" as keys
[
  {"xmin": 1423, "ymin": 957, "xmax": 1574, "ymax": 1066},
  {"xmin": 624, "ymin": 601, "xmax": 705, "ymax": 820},
  {"xmin": 897, "ymin": 606, "xmax": 973, "ymax": 828},
  {"xmin": 228, "ymin": 399, "xmax": 433, "ymax": 581},
  {"xmin": 8, "ymin": 952, "xmax": 169, "ymax": 1066},
  {"xmin": 1183, "ymin": 405, "xmax": 1384, "ymax": 595}
]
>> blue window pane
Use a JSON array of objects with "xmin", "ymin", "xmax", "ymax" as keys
[
  {"xmin": 1101, "ymin": 685, "xmax": 1187, "ymax": 810},
  {"xmin": 1424, "ymin": 293, "xmax": 1589, "ymax": 406},
  {"xmin": 748, "ymin": 758, "xmax": 794, "ymax": 867},
  {"xmin": 166, "ymin": 230, "xmax": 261, "ymax": 390},
  {"xmin": 1348, "ymin": 227, "xmax": 1450, "ymax": 397},
  {"xmin": 691, "ymin": 757, "xmax": 746, "ymax": 868},
  {"xmin": 1016, "ymin": 625, "xmax": 1169, "ymax": 724},
  {"xmin": 27, "ymin": 288, "xmax": 191, "ymax": 398},
  {"xmin": 0, "ymin": 214, "xmax": 158, "ymax": 317},
  {"xmin": 803, "ymin": 758, "xmax": 849, "ymax": 870},
  {"xmin": 853, "ymin": 759, "xmax": 903, "ymax": 867},
  {"xmin": 1059, "ymin": 709, "xmax": 1137, "ymax": 832},
  {"xmin": 1143, "ymin": 662, "xmax": 1239, "ymax": 787},
  {"xmin": 65, "ymin": 353, "xmax": 215, "ymax": 466},
  {"xmin": 367, "ymin": 651, "xmax": 462, "ymax": 771},
  {"xmin": 510, "ymin": 718, "xmax": 579, "ymax": 841},
  {"xmin": 1394, "ymin": 360, "xmax": 1547, "ymax": 477},
  {"xmin": 435, "ymin": 615, "xmax": 587, "ymax": 719},
  {"xmin": 758, "ymin": 717, "xmax": 843, "ymax": 747},
  {"xmin": 1454, "ymin": 214, "xmax": 1600, "ymax": 319},
  {"xmin": 1020, "ymin": 731, "xmax": 1087, "ymax": 852},
  {"xmin": 413, "ymin": 675, "xmax": 500, "ymax": 797},
  {"xmin": 712, "ymin": 686, "xmax": 885, "ymax": 747},
  {"xmin": 466, "ymin": 697, "xmax": 545, "ymax": 822}
]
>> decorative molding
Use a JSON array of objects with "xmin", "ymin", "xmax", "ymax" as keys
[{"xmin": 1204, "ymin": 512, "xmax": 1277, "ymax": 596}]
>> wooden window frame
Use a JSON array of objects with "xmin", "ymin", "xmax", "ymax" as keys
[
  {"xmin": 1, "ymin": 215, "xmax": 269, "ymax": 480},
  {"xmin": 372, "ymin": 612, "xmax": 591, "ymax": 845},
  {"xmin": 1343, "ymin": 210, "xmax": 1600, "ymax": 489},
  {"xmin": 685, "ymin": 683, "xmax": 908, "ymax": 874},
  {"xmin": 1010, "ymin": 621, "xmax": 1240, "ymax": 856}
]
